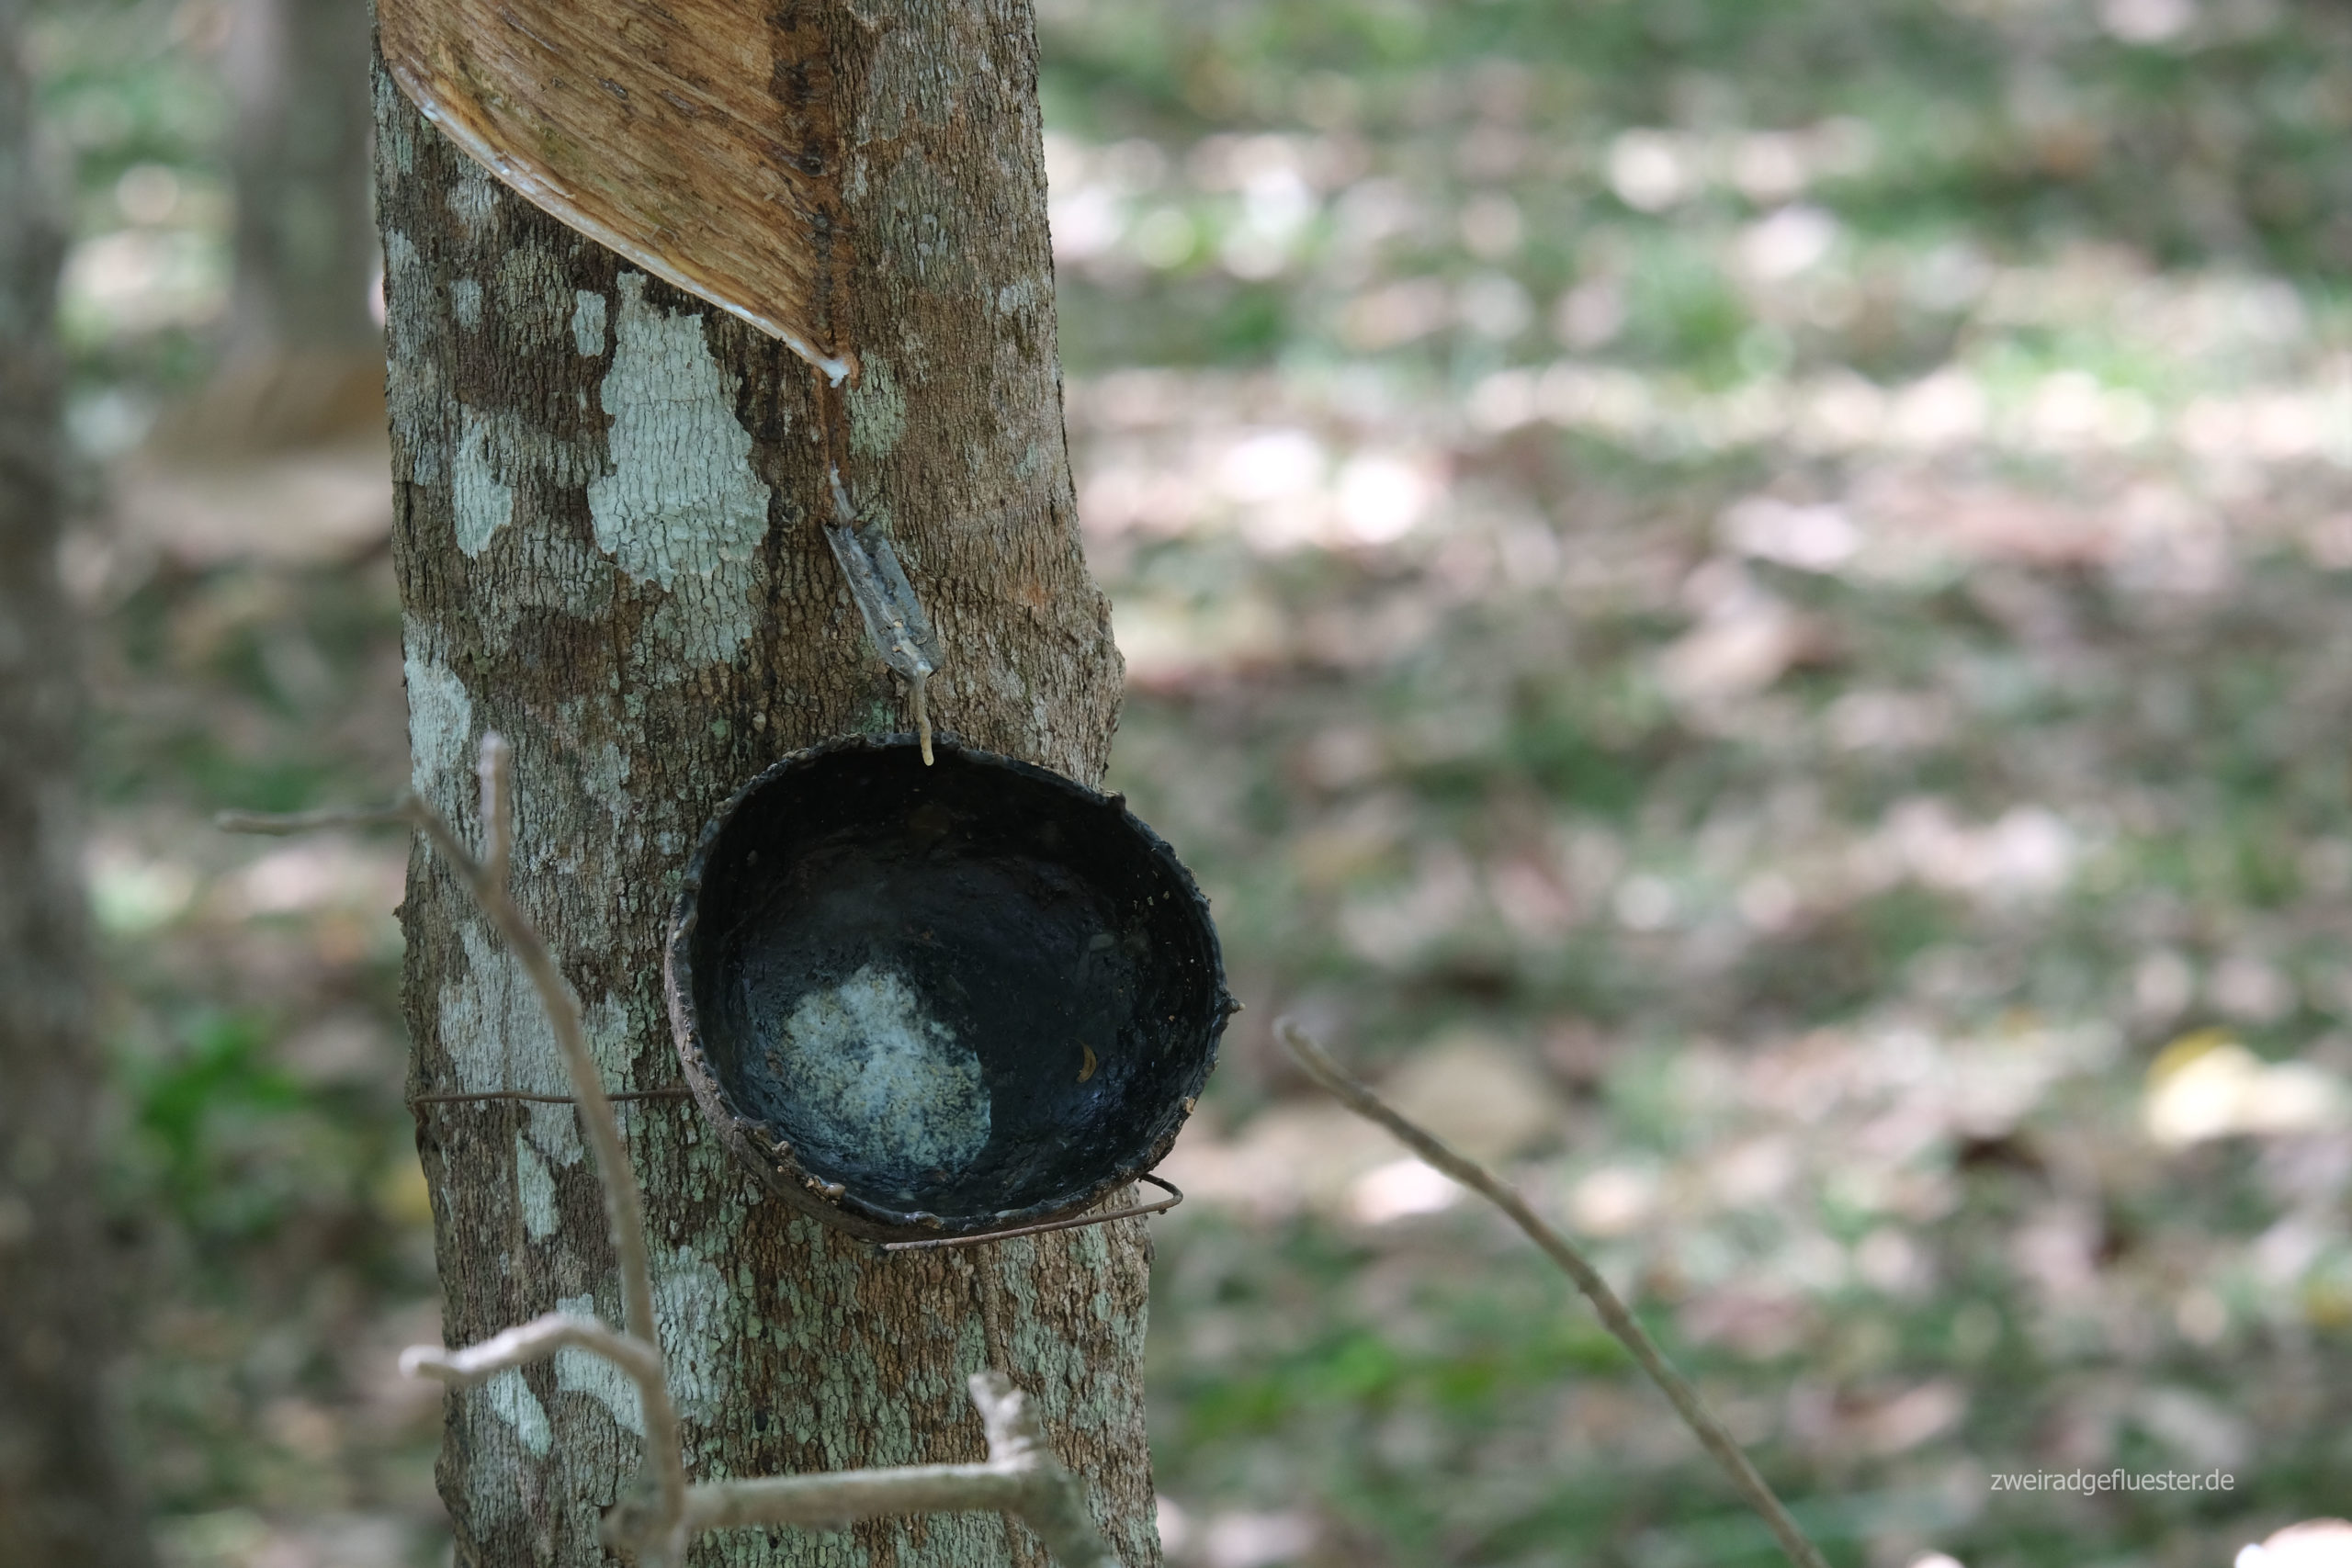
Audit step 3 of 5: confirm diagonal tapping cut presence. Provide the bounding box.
[379,0,857,384]
[221,736,1121,1568]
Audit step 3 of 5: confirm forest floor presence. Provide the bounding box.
[35,0,2352,1564]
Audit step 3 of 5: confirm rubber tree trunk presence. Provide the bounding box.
[225,0,378,353]
[0,4,157,1563]
[373,6,1156,1565]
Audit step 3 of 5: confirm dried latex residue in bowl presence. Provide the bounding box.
[760,964,991,1190]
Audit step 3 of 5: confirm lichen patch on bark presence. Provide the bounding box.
[652,1245,732,1424]
[452,408,513,555]
[570,290,606,356]
[515,1138,560,1240]
[555,1292,646,1436]
[849,354,907,461]
[584,272,772,666]
[481,1366,554,1458]
[401,642,473,795]
[438,920,564,1094]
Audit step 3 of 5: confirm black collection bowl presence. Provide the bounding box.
[664,736,1230,1244]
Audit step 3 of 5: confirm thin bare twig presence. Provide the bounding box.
[444,737,682,1544]
[1275,1019,1833,1568]
[215,803,421,835]
[401,1310,665,1392]
[224,737,1123,1568]
[223,736,691,1562]
[612,1374,1114,1568]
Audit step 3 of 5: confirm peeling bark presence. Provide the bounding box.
[376,5,1152,1564]
[0,2,157,1561]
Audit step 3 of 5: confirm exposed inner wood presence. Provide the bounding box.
[379,0,854,381]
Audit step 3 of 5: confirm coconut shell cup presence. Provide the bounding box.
[665,735,1232,1245]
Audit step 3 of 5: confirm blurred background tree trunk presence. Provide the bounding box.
[138,0,380,470]
[376,4,1157,1563]
[0,2,156,1563]
[222,0,375,359]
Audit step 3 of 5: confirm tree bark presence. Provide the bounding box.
[225,0,379,355]
[0,3,158,1563]
[374,5,1155,1565]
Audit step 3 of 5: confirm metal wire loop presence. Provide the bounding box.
[876,1175,1183,1253]
[406,1087,695,1110]
[402,1087,1182,1250]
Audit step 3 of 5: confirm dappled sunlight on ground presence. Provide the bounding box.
[38,0,2352,1562]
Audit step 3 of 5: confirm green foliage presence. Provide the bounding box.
[122,1011,305,1235]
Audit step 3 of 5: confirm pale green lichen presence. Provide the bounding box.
[553,1292,643,1436]
[584,993,634,1079]
[438,921,563,1095]
[447,160,501,240]
[849,354,906,460]
[514,1102,581,1242]
[571,289,606,356]
[581,739,630,825]
[460,1369,544,1531]
[653,1244,729,1422]
[515,1137,559,1240]
[479,1367,551,1457]
[401,639,472,801]
[585,273,773,667]
[451,407,514,556]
